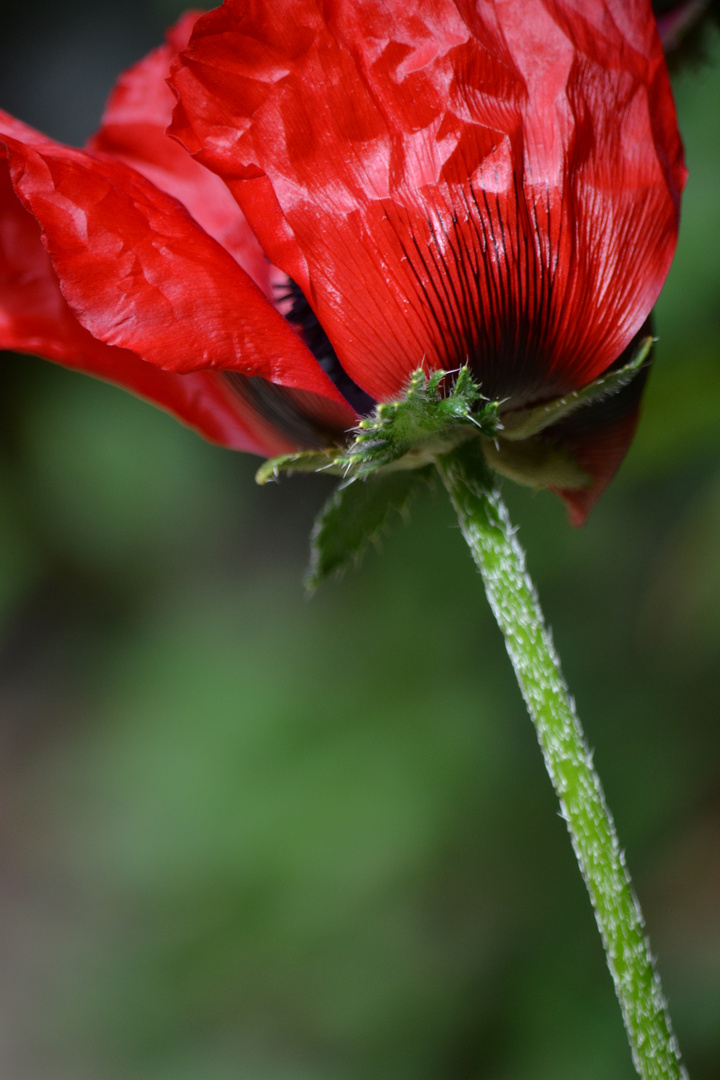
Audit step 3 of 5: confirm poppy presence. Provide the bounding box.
[0,1,685,523]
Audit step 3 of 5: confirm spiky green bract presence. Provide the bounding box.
[436,441,687,1080]
[256,356,652,585]
[345,367,498,476]
[256,449,344,485]
[300,367,494,583]
[255,366,498,487]
[306,467,433,589]
[257,350,652,488]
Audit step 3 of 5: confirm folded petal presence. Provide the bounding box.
[0,140,306,454]
[483,321,653,524]
[170,0,685,407]
[87,11,280,300]
[1,122,353,421]
[548,359,650,526]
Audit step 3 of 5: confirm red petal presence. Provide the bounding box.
[87,11,281,301]
[547,355,650,526]
[1,114,354,452]
[170,0,685,406]
[0,133,305,454]
[1,122,353,421]
[553,410,642,527]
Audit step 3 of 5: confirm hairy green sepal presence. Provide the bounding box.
[256,349,650,583]
[256,366,498,487]
[258,366,498,584]
[342,367,498,475]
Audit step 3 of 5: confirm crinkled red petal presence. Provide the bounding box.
[87,11,282,301]
[1,120,354,424]
[0,142,304,455]
[1,111,355,450]
[170,0,685,407]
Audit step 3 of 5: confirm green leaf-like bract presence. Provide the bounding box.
[255,449,344,485]
[306,468,432,589]
[256,365,499,488]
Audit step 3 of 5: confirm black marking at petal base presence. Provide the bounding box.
[277,280,376,416]
[394,172,570,409]
[222,279,379,448]
[223,373,337,449]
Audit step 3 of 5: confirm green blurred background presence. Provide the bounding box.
[1,7,719,1078]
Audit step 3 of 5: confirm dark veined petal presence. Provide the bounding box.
[87,10,282,301]
[1,122,355,428]
[170,0,685,408]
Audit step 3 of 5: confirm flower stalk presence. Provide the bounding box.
[436,441,687,1080]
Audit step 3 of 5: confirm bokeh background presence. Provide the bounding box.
[1,5,719,1078]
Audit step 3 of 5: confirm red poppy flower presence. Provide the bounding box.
[0,1,685,523]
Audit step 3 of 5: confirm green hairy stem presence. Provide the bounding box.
[436,442,687,1080]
